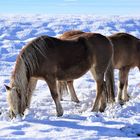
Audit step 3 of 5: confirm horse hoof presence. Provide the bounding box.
[122,96,130,102]
[72,99,80,103]
[117,100,124,106]
[57,113,63,117]
[99,108,104,112]
[57,109,63,117]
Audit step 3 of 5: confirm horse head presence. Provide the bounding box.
[5,84,25,118]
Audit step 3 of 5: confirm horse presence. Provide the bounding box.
[5,33,113,118]
[58,31,140,105]
[57,31,115,104]
[109,33,140,104]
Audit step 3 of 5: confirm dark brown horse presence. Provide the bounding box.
[58,31,140,105]
[5,33,113,118]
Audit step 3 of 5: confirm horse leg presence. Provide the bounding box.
[26,77,38,108]
[117,67,130,104]
[90,67,105,112]
[105,62,115,103]
[45,77,63,117]
[57,81,68,101]
[122,71,129,102]
[99,81,108,112]
[67,80,79,103]
[91,79,104,112]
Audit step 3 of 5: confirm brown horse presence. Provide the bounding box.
[58,30,115,104]
[5,33,113,118]
[59,31,140,105]
[109,33,140,104]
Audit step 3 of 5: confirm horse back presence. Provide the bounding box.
[59,30,84,39]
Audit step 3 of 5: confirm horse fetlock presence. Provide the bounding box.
[116,91,122,102]
[122,93,129,102]
[116,98,124,106]
[55,101,63,117]
[9,110,23,119]
[108,97,115,103]
[91,105,99,112]
[99,106,106,112]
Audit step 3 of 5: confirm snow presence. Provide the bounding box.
[0,14,140,139]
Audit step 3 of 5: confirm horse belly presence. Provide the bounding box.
[113,53,137,69]
[57,61,90,80]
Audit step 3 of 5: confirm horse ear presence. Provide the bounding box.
[4,85,11,91]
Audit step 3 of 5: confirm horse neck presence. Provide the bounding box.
[11,57,29,93]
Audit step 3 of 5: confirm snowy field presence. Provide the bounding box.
[0,14,140,139]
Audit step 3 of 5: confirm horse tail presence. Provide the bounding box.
[105,58,115,103]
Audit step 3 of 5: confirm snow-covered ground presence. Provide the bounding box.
[0,14,140,139]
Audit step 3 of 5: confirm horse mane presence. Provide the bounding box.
[9,57,28,113]
[59,30,84,39]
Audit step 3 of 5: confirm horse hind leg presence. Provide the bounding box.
[91,79,105,112]
[67,80,79,103]
[90,66,106,112]
[99,81,108,112]
[45,77,63,117]
[57,81,68,101]
[57,80,79,103]
[105,62,115,103]
[122,72,129,102]
[117,67,130,105]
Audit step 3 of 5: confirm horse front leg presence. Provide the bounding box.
[26,77,38,108]
[45,77,63,117]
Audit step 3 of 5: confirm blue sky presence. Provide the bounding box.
[0,0,140,15]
